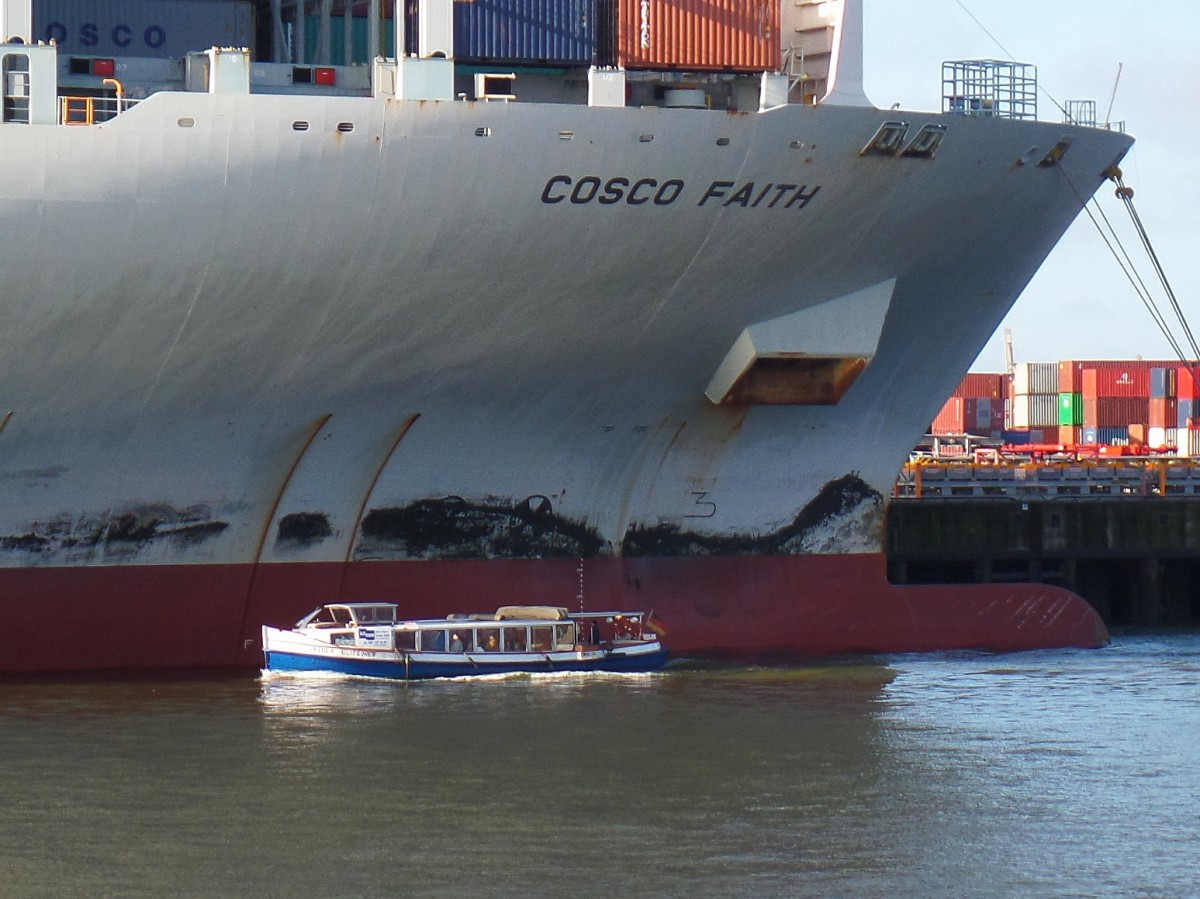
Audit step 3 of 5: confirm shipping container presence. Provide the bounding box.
[1147,427,1177,450]
[612,0,779,72]
[33,0,253,58]
[1082,366,1152,398]
[1189,427,1200,457]
[1097,426,1130,445]
[1178,364,1200,401]
[953,372,1005,400]
[1081,427,1099,445]
[961,397,988,433]
[1002,429,1031,446]
[455,0,598,65]
[1012,393,1058,429]
[1150,366,1176,398]
[1012,361,1059,396]
[931,397,965,434]
[1084,396,1150,428]
[1178,397,1194,429]
[1057,392,1082,426]
[1058,360,1080,394]
[1150,396,1178,429]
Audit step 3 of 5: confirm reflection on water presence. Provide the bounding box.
[1,635,1197,898]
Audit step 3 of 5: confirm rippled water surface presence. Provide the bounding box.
[1,632,1197,897]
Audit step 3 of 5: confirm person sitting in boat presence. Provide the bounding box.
[481,634,498,652]
[449,633,464,653]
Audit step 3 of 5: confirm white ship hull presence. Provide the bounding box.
[0,21,1132,671]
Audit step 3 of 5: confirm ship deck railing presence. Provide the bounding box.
[59,95,141,126]
[895,459,1200,500]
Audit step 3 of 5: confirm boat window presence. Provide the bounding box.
[419,630,446,652]
[395,630,417,651]
[474,627,499,652]
[530,626,553,652]
[354,606,396,624]
[305,607,338,625]
[331,607,353,626]
[554,623,575,649]
[502,626,528,652]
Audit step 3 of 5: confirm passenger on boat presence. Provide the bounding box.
[449,633,464,652]
[483,635,498,652]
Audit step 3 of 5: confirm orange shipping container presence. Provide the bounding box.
[615,0,779,72]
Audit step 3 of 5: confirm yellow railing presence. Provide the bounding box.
[59,78,138,125]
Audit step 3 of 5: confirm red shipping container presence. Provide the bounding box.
[953,372,1005,400]
[991,405,1005,435]
[931,397,966,434]
[1082,366,1152,398]
[616,0,779,72]
[1178,364,1200,401]
[1094,397,1149,427]
[1150,397,1178,429]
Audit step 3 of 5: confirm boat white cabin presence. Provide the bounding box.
[262,603,668,679]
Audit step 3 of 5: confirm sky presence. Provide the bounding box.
[859,0,1200,371]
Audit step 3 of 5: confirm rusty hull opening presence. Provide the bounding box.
[718,355,869,405]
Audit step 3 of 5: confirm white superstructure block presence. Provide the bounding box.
[0,0,31,43]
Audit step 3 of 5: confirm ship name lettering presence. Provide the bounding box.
[697,181,821,209]
[42,21,167,49]
[541,175,684,206]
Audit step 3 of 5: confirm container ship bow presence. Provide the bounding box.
[0,0,1130,672]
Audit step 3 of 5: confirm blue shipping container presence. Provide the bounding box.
[1082,427,1099,444]
[455,0,598,65]
[1002,430,1031,446]
[1097,426,1130,445]
[33,0,252,59]
[1151,367,1173,399]
[1177,398,1193,429]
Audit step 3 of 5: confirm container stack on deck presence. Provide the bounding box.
[930,373,1006,438]
[1012,361,1062,443]
[31,0,784,72]
[931,359,1200,456]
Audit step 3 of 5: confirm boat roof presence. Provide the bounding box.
[299,603,647,627]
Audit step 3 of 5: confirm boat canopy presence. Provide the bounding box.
[494,606,568,621]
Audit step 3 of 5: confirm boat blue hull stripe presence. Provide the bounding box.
[264,649,668,679]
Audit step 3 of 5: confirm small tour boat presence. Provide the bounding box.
[261,603,668,680]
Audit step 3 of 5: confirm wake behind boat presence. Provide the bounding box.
[262,603,668,680]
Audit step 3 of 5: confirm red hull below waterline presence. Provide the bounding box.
[0,554,1108,675]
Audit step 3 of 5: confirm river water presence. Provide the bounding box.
[1,631,1197,898]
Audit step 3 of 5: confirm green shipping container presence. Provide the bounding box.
[1058,392,1083,426]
